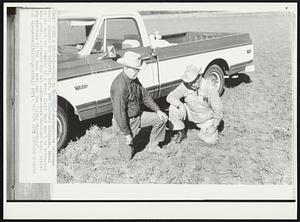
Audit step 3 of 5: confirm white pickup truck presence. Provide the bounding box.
[57,10,255,149]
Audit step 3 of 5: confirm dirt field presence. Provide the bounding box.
[57,12,295,184]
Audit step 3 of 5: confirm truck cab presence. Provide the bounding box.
[58,11,152,55]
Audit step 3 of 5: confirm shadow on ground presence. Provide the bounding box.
[131,118,225,158]
[68,113,113,144]
[225,73,252,88]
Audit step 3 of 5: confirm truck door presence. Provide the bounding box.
[87,17,159,116]
[57,18,98,120]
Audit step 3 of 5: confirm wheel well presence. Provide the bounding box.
[204,59,229,75]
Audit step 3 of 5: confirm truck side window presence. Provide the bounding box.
[91,22,105,54]
[58,19,95,53]
[106,18,142,51]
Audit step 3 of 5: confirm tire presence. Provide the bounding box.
[203,64,225,95]
[57,105,69,151]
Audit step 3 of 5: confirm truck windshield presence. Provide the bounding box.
[58,19,95,54]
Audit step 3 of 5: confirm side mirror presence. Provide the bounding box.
[122,39,140,49]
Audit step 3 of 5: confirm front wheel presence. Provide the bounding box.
[57,105,69,151]
[203,64,225,95]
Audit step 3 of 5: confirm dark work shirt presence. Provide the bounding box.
[110,71,160,135]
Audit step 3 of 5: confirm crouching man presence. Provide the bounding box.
[110,51,168,161]
[167,64,223,144]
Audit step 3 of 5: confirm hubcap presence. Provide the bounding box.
[209,71,221,91]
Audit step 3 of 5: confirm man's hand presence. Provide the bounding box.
[125,134,133,145]
[156,110,168,122]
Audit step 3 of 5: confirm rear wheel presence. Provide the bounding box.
[57,105,69,151]
[203,64,225,95]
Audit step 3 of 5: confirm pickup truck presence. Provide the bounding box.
[57,10,255,150]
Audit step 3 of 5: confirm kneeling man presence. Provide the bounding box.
[167,64,223,144]
[110,51,168,160]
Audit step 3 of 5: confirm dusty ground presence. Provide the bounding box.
[57,12,295,184]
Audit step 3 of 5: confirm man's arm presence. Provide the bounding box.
[139,83,160,112]
[110,86,131,136]
[166,83,187,108]
[138,81,168,121]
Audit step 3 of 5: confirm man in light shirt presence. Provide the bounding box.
[167,64,223,144]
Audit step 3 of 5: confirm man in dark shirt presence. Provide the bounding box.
[110,51,168,160]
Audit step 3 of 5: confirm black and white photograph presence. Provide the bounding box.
[4,2,297,219]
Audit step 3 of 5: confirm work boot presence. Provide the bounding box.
[148,144,166,154]
[173,129,187,144]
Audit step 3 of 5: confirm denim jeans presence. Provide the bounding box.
[112,111,167,159]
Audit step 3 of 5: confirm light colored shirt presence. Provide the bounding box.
[166,78,223,127]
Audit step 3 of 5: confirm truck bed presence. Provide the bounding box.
[162,31,237,44]
[156,31,252,61]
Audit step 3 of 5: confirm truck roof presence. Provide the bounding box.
[57,10,140,19]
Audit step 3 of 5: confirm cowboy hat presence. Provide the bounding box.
[117,51,147,70]
[181,64,202,83]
